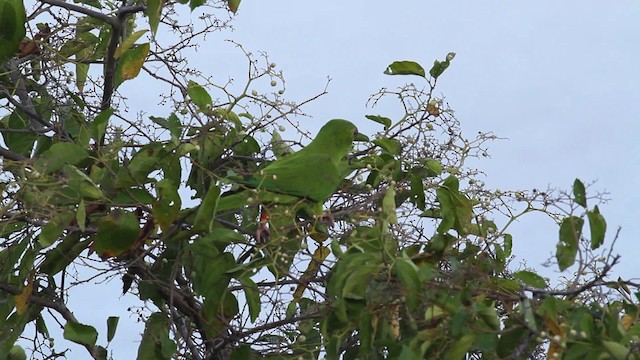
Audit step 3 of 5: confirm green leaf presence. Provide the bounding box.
[230,345,258,360]
[76,62,89,92]
[602,341,630,360]
[381,186,398,226]
[59,38,88,58]
[109,189,152,206]
[556,216,584,271]
[63,322,98,347]
[137,313,176,360]
[394,257,421,310]
[0,0,26,63]
[94,210,140,258]
[34,143,89,174]
[239,276,260,322]
[573,178,587,208]
[496,325,528,358]
[194,184,221,231]
[365,115,392,128]
[152,179,181,232]
[444,334,475,360]
[1,111,37,156]
[74,0,102,8]
[147,0,163,34]
[115,143,165,188]
[436,187,455,233]
[107,316,119,342]
[187,80,212,111]
[383,61,426,77]
[373,138,402,155]
[115,29,148,59]
[74,30,97,90]
[115,43,150,87]
[35,314,51,339]
[270,130,293,159]
[40,234,89,275]
[39,211,74,247]
[429,52,456,79]
[62,164,104,200]
[184,236,235,302]
[8,345,27,360]
[521,298,537,331]
[410,175,425,210]
[189,0,205,11]
[503,234,513,257]
[227,0,240,13]
[423,159,442,176]
[477,303,500,331]
[92,108,112,142]
[235,134,260,156]
[166,113,183,144]
[513,270,547,288]
[443,174,459,191]
[587,205,606,250]
[436,176,472,235]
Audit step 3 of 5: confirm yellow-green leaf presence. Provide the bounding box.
[147,0,163,34]
[14,270,35,315]
[115,43,150,86]
[114,30,148,59]
[227,0,240,13]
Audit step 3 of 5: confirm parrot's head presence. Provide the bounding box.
[314,119,358,159]
[319,119,358,140]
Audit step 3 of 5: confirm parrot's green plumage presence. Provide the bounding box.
[247,119,358,202]
[217,119,358,211]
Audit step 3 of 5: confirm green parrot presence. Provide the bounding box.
[217,119,359,211]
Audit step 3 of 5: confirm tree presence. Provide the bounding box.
[0,1,637,359]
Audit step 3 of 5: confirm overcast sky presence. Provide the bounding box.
[58,1,640,358]
[208,1,640,277]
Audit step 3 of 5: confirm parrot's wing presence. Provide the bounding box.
[216,189,301,212]
[232,119,357,203]
[252,152,344,202]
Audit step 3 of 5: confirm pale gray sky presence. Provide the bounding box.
[58,1,640,358]
[210,1,640,277]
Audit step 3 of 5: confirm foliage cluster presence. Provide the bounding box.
[0,0,638,359]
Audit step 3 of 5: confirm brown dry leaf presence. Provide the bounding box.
[427,101,440,116]
[622,314,634,331]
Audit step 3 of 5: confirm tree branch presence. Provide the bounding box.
[0,146,27,161]
[38,0,116,25]
[1,60,51,132]
[0,282,103,359]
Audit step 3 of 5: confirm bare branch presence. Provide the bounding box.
[0,282,103,359]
